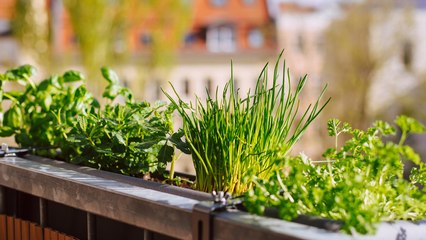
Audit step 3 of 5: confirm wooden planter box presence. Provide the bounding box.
[0,155,424,240]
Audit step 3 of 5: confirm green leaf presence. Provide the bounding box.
[50,75,61,88]
[91,99,101,108]
[134,141,156,150]
[3,105,22,129]
[327,119,341,137]
[170,130,190,154]
[62,70,84,83]
[0,126,15,137]
[3,90,23,100]
[66,135,83,143]
[101,67,119,84]
[157,144,174,166]
[77,116,87,132]
[395,115,426,134]
[410,166,426,186]
[38,79,52,91]
[14,132,31,146]
[39,93,52,111]
[74,85,89,100]
[112,132,126,145]
[400,145,421,165]
[102,84,121,100]
[4,65,37,81]
[374,120,395,135]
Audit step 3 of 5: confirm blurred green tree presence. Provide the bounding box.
[12,0,192,98]
[63,0,192,97]
[320,0,409,130]
[12,0,51,67]
[142,0,192,68]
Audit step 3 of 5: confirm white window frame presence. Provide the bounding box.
[206,25,236,53]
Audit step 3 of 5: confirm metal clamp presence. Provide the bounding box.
[192,191,231,240]
[0,144,28,157]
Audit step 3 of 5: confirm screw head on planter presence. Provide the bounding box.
[212,191,230,205]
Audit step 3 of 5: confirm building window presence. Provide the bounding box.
[205,78,213,94]
[123,79,129,88]
[113,37,126,54]
[184,33,196,46]
[206,25,236,52]
[296,33,305,53]
[316,34,324,53]
[242,0,255,5]
[155,80,162,99]
[210,0,227,7]
[0,20,11,36]
[402,40,413,70]
[248,28,264,48]
[140,33,152,46]
[183,78,190,96]
[71,34,79,44]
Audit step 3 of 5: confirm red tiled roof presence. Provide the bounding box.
[192,0,270,28]
[0,0,15,20]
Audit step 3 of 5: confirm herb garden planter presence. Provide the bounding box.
[1,54,425,239]
[0,154,342,240]
[1,154,425,240]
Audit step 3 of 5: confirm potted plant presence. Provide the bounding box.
[163,51,426,237]
[243,115,426,236]
[1,52,425,239]
[0,65,187,183]
[164,51,330,195]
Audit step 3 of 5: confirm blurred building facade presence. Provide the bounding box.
[3,0,278,102]
[0,0,19,66]
[2,0,426,110]
[159,0,277,104]
[370,2,426,114]
[273,0,426,157]
[273,0,426,115]
[272,0,343,156]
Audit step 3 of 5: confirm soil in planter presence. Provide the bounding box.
[140,171,195,189]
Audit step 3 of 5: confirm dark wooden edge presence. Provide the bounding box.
[23,155,211,202]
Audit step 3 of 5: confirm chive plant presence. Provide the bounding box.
[165,52,330,195]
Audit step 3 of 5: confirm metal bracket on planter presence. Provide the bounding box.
[0,143,29,158]
[192,191,232,240]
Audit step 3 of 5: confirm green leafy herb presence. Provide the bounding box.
[0,65,184,178]
[0,65,96,157]
[244,115,426,235]
[64,100,178,176]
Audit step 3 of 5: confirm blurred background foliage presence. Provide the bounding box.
[321,0,409,130]
[319,0,426,153]
[12,0,50,66]
[12,0,192,96]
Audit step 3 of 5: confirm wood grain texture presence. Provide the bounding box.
[0,215,6,240]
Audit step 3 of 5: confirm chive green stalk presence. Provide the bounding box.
[164,52,330,195]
